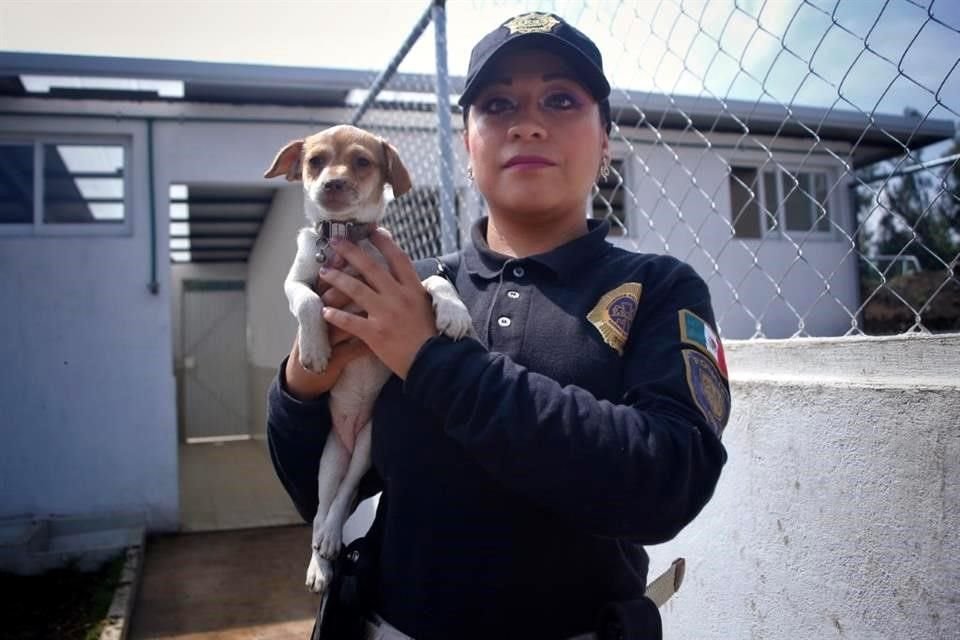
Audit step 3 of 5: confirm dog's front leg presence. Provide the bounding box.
[423,275,473,339]
[286,231,330,373]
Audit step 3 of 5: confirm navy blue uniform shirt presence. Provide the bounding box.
[267,218,729,640]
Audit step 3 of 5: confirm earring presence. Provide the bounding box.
[599,159,611,181]
[466,166,474,181]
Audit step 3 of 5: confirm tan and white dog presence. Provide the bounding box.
[265,125,471,595]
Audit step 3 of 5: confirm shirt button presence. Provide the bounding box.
[506,290,520,299]
[497,316,512,328]
[512,265,525,278]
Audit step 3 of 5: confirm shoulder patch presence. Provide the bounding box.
[682,349,730,437]
[587,282,643,355]
[679,309,728,377]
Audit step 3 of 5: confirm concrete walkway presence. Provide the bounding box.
[129,525,318,639]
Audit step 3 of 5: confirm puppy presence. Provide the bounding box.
[265,125,471,595]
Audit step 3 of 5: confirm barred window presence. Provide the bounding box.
[382,187,461,260]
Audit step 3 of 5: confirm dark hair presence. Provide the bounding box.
[461,98,611,134]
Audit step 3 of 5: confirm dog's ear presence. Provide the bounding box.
[381,139,413,197]
[264,140,304,182]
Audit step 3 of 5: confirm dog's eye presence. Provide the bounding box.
[308,155,326,169]
[355,156,372,169]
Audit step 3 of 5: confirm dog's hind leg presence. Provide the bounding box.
[306,429,349,593]
[319,422,373,559]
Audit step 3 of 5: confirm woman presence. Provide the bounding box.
[268,12,729,640]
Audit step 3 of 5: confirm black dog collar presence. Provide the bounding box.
[314,220,375,265]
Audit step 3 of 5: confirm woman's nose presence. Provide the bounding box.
[508,110,547,140]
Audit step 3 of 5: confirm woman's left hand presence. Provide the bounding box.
[317,229,437,379]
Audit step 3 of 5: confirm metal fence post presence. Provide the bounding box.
[432,0,458,253]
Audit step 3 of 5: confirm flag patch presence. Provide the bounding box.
[679,309,727,377]
[587,282,643,355]
[682,349,730,437]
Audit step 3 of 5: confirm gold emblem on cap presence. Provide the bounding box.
[587,283,643,355]
[504,12,561,35]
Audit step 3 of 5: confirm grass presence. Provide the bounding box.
[0,554,126,640]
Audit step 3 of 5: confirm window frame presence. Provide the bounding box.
[0,134,133,237]
[728,162,842,241]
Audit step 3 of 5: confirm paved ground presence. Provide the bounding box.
[129,525,319,640]
[179,440,303,532]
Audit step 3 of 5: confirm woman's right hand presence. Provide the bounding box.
[284,268,371,400]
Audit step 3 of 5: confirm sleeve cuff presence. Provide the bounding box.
[269,356,331,427]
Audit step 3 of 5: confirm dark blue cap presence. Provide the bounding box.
[458,12,612,109]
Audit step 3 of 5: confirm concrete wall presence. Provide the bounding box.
[647,334,960,639]
[0,115,179,530]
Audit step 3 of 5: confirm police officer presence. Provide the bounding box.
[268,12,729,640]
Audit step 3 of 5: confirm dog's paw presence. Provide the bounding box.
[313,522,343,562]
[434,295,472,340]
[298,332,331,373]
[299,346,330,374]
[306,551,333,594]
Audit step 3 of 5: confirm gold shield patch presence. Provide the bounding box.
[504,12,561,35]
[682,349,730,437]
[587,283,643,355]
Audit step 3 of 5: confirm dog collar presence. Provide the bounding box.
[314,220,375,264]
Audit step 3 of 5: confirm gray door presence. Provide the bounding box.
[182,281,249,441]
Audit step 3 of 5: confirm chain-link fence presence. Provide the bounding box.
[355,0,959,339]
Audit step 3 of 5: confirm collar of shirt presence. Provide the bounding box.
[463,217,612,281]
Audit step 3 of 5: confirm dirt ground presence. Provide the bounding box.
[128,525,319,640]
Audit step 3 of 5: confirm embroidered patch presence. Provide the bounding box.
[679,309,728,378]
[682,349,730,437]
[504,12,561,34]
[587,283,643,355]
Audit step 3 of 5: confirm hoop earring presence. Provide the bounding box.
[466,166,474,181]
[599,159,610,181]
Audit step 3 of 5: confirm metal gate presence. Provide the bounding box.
[181,280,249,442]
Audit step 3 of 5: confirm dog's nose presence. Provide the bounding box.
[323,179,347,192]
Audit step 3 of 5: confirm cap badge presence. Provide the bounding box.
[587,282,643,355]
[504,12,561,35]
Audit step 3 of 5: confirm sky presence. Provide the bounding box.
[0,0,958,124]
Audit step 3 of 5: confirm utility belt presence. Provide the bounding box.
[363,613,603,640]
[313,535,683,640]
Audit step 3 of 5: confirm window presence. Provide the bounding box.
[0,144,34,224]
[0,139,128,231]
[591,158,626,236]
[729,165,833,238]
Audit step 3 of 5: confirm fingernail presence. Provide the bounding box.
[330,237,340,246]
[319,267,327,275]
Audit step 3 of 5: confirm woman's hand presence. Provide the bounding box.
[317,229,436,379]
[284,259,372,400]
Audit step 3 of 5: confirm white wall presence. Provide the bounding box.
[647,334,960,639]
[247,185,303,369]
[0,115,178,530]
